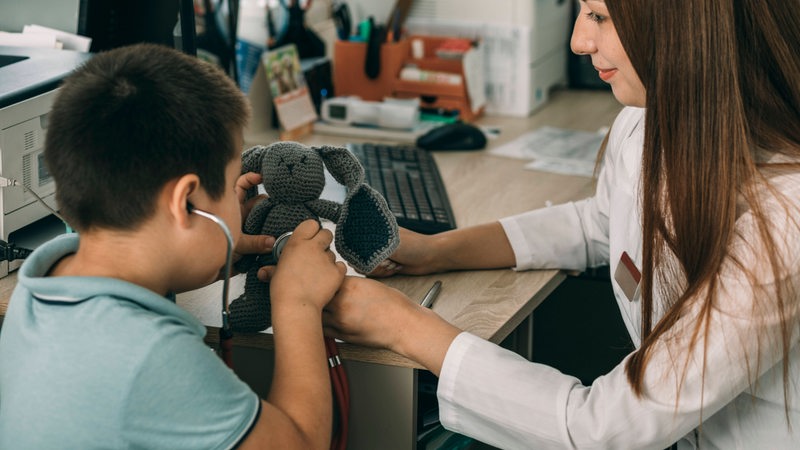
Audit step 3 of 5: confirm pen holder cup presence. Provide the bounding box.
[333,39,410,102]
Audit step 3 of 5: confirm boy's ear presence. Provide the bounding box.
[168,174,201,227]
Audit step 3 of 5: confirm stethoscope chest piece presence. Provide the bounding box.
[257,231,293,267]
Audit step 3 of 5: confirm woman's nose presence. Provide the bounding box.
[570,11,595,56]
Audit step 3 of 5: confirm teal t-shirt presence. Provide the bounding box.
[0,234,260,449]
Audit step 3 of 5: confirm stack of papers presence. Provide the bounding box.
[489,126,608,177]
[0,24,91,52]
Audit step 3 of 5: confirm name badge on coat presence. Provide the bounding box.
[614,251,641,301]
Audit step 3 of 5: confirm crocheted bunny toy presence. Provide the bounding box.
[230,141,399,332]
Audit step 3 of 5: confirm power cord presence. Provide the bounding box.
[0,240,32,262]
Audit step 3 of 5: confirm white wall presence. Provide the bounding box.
[0,0,80,33]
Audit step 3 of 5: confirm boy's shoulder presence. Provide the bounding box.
[0,235,259,449]
[6,233,209,354]
[12,234,199,327]
[2,232,211,375]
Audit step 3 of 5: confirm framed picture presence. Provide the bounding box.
[262,44,317,137]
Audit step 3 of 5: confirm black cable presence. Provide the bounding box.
[0,240,33,262]
[227,0,240,86]
[179,0,198,56]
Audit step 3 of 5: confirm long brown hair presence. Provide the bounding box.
[606,0,800,404]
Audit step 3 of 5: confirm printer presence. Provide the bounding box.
[0,45,91,277]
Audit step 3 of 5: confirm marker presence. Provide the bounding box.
[419,280,442,308]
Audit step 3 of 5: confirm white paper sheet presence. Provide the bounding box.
[490,126,607,177]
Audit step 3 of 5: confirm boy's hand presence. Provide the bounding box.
[269,220,347,315]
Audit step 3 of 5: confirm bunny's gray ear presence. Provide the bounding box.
[317,145,364,189]
[240,145,268,200]
[242,145,268,174]
[335,184,400,273]
[317,144,399,272]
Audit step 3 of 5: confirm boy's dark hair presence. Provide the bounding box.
[45,43,250,231]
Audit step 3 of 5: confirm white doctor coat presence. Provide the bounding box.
[437,107,800,449]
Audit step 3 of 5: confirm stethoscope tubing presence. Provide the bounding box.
[189,206,235,368]
[191,206,350,448]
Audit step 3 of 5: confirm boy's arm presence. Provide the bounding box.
[239,220,344,449]
[239,309,330,449]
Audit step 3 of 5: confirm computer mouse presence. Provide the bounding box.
[415,122,487,151]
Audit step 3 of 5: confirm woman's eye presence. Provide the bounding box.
[586,11,606,23]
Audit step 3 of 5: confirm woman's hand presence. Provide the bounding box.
[369,222,516,278]
[322,277,417,349]
[368,227,442,277]
[322,277,461,375]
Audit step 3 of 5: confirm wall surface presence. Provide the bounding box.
[0,0,80,34]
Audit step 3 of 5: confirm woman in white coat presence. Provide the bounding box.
[322,0,800,448]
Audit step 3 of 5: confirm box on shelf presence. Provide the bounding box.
[332,35,484,122]
[392,35,483,122]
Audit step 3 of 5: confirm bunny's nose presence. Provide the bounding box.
[286,163,295,174]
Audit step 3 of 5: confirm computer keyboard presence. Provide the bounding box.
[347,142,457,235]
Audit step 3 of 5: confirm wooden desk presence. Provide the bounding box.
[175,89,621,364]
[0,88,622,448]
[179,89,623,448]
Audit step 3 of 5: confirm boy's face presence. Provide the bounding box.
[220,154,244,248]
[191,135,244,290]
[218,131,245,249]
[178,142,242,292]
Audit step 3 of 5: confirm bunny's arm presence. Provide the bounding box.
[306,199,341,222]
[243,198,277,234]
[233,198,277,273]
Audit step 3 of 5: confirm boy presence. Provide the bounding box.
[0,44,345,449]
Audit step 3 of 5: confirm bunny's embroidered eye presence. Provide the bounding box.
[300,155,308,164]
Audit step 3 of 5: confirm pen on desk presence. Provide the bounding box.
[419,280,442,308]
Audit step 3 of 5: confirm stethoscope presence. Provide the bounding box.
[190,205,349,450]
[188,205,236,367]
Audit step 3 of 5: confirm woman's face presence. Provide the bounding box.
[571,0,646,107]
